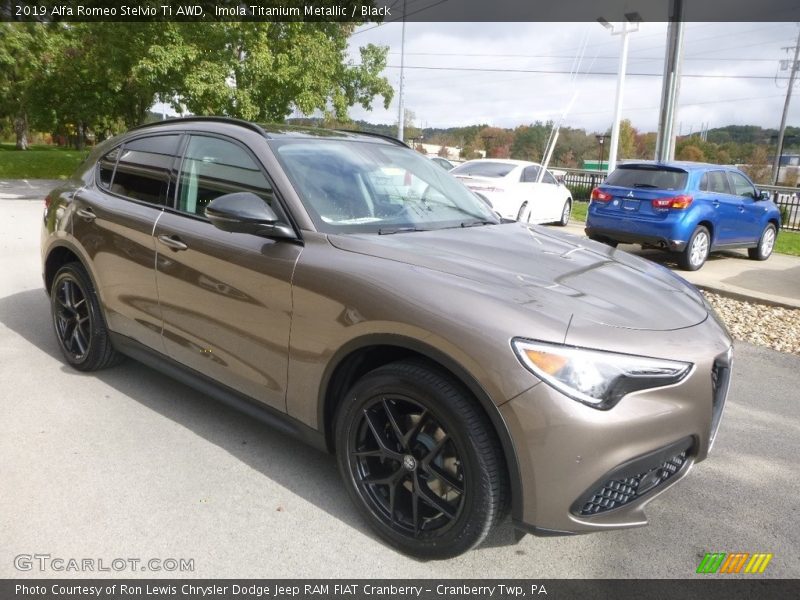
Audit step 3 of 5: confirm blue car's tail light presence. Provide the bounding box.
[652,195,693,210]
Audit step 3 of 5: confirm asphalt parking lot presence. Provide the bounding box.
[1,199,798,578]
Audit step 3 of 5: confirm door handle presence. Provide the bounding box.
[157,234,188,251]
[76,207,96,221]
[738,206,745,212]
[712,200,720,208]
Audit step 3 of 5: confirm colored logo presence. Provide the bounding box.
[696,552,773,574]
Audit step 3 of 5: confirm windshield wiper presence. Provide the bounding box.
[460,219,496,228]
[378,226,429,235]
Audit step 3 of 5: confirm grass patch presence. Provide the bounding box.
[776,229,800,256]
[0,144,87,179]
[571,200,588,223]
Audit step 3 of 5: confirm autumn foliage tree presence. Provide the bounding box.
[1,20,393,149]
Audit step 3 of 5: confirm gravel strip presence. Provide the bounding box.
[703,291,800,355]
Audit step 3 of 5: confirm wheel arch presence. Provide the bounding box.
[695,219,714,243]
[44,242,97,296]
[318,334,524,522]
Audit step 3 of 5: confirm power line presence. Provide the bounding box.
[379,64,795,80]
[389,52,780,63]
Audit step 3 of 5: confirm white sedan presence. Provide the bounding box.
[450,159,572,225]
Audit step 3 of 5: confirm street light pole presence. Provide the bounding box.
[596,134,609,172]
[598,15,639,173]
[607,22,631,173]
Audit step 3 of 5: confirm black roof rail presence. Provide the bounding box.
[334,129,410,148]
[128,116,268,137]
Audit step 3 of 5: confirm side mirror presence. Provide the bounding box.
[205,192,295,240]
[758,189,771,201]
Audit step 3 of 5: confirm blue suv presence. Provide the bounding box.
[585,161,781,270]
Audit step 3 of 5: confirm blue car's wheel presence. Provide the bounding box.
[679,226,710,271]
[748,223,777,261]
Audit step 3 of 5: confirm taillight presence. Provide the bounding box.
[652,195,693,210]
[591,188,613,202]
[44,194,52,209]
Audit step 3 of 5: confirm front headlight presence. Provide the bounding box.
[512,338,693,409]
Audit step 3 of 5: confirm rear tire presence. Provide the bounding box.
[748,223,777,261]
[50,262,122,371]
[334,360,508,559]
[679,226,710,271]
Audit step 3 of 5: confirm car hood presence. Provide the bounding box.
[327,222,709,332]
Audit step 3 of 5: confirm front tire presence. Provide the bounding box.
[748,223,777,261]
[334,360,507,559]
[557,199,571,226]
[50,262,122,371]
[516,201,530,222]
[679,226,710,271]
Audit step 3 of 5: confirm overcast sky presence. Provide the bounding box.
[343,21,800,134]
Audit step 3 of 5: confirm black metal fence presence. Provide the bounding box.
[559,168,800,231]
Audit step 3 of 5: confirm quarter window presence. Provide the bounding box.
[112,135,180,205]
[521,165,541,183]
[176,135,279,219]
[97,146,120,190]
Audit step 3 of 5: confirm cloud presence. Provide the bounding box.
[346,22,800,133]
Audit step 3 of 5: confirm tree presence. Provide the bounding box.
[617,119,637,159]
[478,126,513,158]
[741,145,772,184]
[0,23,49,149]
[676,144,706,162]
[635,131,657,159]
[511,123,549,162]
[2,20,394,149]
[167,22,392,123]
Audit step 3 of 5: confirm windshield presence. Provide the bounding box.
[606,165,688,191]
[450,161,516,178]
[271,139,499,234]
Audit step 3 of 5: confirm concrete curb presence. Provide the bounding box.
[693,284,800,311]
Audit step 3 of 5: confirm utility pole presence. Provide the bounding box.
[397,0,407,143]
[655,0,685,162]
[772,27,800,185]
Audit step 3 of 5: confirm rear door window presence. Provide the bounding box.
[701,170,732,194]
[111,135,180,205]
[542,170,557,185]
[606,166,688,190]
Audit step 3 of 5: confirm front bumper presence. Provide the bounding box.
[502,317,732,535]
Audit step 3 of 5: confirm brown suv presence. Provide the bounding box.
[41,117,733,559]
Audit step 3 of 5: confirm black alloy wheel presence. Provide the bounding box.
[335,360,507,559]
[350,394,466,537]
[51,263,121,371]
